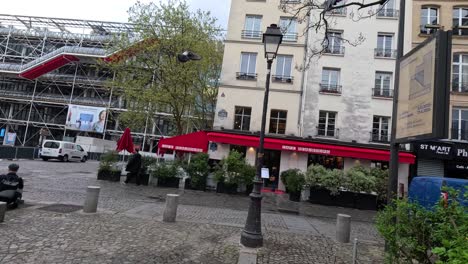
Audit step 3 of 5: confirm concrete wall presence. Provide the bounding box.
[302,3,399,143]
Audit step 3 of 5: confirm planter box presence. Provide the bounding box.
[355,193,378,210]
[309,187,335,206]
[157,177,180,188]
[289,192,301,202]
[216,182,238,194]
[97,170,121,182]
[334,191,356,208]
[127,173,149,186]
[184,178,207,191]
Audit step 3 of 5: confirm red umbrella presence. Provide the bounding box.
[116,127,135,153]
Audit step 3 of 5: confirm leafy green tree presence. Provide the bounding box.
[108,0,222,135]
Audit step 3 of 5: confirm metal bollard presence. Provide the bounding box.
[0,202,6,223]
[83,186,100,213]
[336,213,351,243]
[163,194,179,222]
[352,238,358,264]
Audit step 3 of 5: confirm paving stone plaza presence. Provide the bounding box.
[0,160,384,263]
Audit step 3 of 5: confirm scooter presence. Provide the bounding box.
[0,189,22,209]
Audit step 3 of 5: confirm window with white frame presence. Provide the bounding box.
[234,106,252,131]
[420,6,439,34]
[372,116,390,142]
[238,52,257,80]
[374,72,393,97]
[274,55,293,82]
[453,7,468,36]
[318,111,336,137]
[452,53,468,92]
[243,15,262,38]
[376,34,394,58]
[325,31,344,54]
[279,17,297,41]
[269,110,287,134]
[378,0,398,17]
[320,68,341,93]
[452,108,468,140]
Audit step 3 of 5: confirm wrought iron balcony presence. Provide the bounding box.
[280,0,301,4]
[370,132,390,143]
[316,128,339,139]
[236,72,257,81]
[282,32,298,42]
[319,83,342,94]
[272,75,293,83]
[374,48,397,59]
[324,46,345,55]
[372,88,394,98]
[328,7,347,16]
[241,30,262,39]
[420,24,440,35]
[453,25,468,36]
[451,129,468,141]
[377,9,399,18]
[452,81,468,92]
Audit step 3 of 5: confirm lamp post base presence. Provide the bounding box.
[240,230,263,248]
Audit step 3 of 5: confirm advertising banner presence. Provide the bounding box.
[65,104,107,133]
[3,132,16,146]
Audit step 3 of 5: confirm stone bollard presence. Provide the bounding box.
[336,213,351,243]
[83,186,100,213]
[0,202,6,223]
[163,194,179,222]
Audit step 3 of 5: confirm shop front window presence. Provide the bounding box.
[307,154,344,170]
[371,161,389,170]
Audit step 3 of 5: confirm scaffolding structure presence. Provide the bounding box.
[0,14,173,151]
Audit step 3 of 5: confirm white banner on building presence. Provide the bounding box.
[65,104,107,133]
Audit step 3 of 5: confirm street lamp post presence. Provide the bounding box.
[240,24,283,248]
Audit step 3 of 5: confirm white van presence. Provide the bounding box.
[41,140,88,162]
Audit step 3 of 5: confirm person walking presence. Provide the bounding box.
[124,148,142,185]
[0,163,24,208]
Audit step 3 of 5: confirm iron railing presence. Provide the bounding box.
[241,30,262,39]
[320,83,342,94]
[316,128,339,139]
[420,25,440,35]
[324,46,345,55]
[283,32,298,42]
[272,75,293,83]
[451,129,468,141]
[328,8,347,16]
[451,81,468,93]
[374,48,397,59]
[370,132,390,143]
[377,9,399,18]
[236,72,257,81]
[372,88,394,98]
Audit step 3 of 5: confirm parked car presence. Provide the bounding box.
[408,176,468,209]
[40,140,88,162]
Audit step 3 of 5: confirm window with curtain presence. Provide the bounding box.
[452,53,468,92]
[243,15,262,38]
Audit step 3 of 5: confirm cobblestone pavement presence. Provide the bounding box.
[0,160,385,263]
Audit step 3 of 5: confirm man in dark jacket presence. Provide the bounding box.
[124,148,142,185]
[0,163,24,208]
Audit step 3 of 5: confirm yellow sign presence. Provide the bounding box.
[396,38,436,140]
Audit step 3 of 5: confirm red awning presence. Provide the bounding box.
[158,131,208,153]
[207,132,415,164]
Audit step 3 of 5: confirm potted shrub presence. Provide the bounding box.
[185,153,210,191]
[305,164,331,203]
[371,167,388,210]
[320,169,345,206]
[150,162,181,188]
[345,165,377,210]
[240,164,256,195]
[281,169,305,202]
[213,151,252,194]
[97,151,121,182]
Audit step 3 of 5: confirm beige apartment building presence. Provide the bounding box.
[406,1,468,179]
[207,0,415,192]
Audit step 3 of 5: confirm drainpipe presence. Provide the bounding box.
[298,15,310,137]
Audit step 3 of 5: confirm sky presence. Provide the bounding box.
[0,0,231,30]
